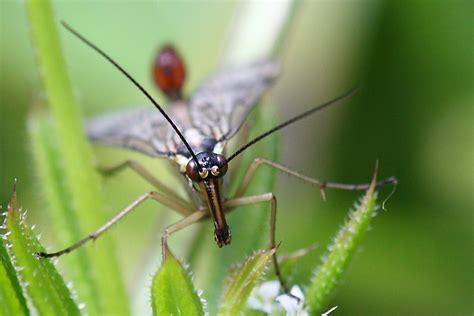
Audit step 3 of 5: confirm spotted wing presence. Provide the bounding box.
[86,106,184,157]
[189,60,279,141]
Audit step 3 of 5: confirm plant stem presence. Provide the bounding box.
[307,170,379,313]
[25,1,129,314]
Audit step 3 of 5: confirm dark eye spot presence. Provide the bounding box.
[216,154,228,176]
[186,159,201,181]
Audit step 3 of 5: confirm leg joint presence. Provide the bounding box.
[263,192,276,202]
[146,191,160,198]
[253,157,271,167]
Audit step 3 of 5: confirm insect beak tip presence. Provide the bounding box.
[214,227,232,247]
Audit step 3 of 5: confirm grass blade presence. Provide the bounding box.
[307,168,379,314]
[151,247,204,316]
[0,225,29,316]
[219,0,299,64]
[25,1,129,314]
[28,105,102,314]
[6,183,80,315]
[219,248,276,316]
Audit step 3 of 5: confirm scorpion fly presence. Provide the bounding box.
[38,22,397,291]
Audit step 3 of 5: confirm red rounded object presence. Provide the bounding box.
[153,45,186,99]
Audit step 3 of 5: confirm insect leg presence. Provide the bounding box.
[36,191,193,258]
[224,193,291,294]
[98,159,192,213]
[233,158,397,200]
[161,208,208,260]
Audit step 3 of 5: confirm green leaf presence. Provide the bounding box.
[219,248,276,316]
[151,247,204,316]
[307,170,379,314]
[25,1,129,314]
[0,223,29,316]
[6,183,80,315]
[28,106,103,314]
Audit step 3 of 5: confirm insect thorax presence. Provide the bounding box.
[173,137,226,173]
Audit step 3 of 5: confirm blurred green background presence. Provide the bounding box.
[0,1,472,315]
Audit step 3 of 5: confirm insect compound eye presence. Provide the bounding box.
[185,159,203,182]
[215,154,228,177]
[152,45,186,99]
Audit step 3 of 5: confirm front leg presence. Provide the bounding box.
[37,190,194,258]
[99,159,192,213]
[160,208,208,260]
[224,193,290,293]
[233,157,397,199]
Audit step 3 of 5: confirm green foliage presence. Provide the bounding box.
[5,184,80,315]
[307,171,378,313]
[25,0,128,314]
[220,248,276,315]
[0,178,386,315]
[151,247,204,315]
[28,107,102,314]
[0,226,29,316]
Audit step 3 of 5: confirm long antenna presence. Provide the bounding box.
[227,86,359,163]
[61,21,202,170]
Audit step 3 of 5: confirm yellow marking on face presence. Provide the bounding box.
[211,165,219,176]
[199,168,209,179]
